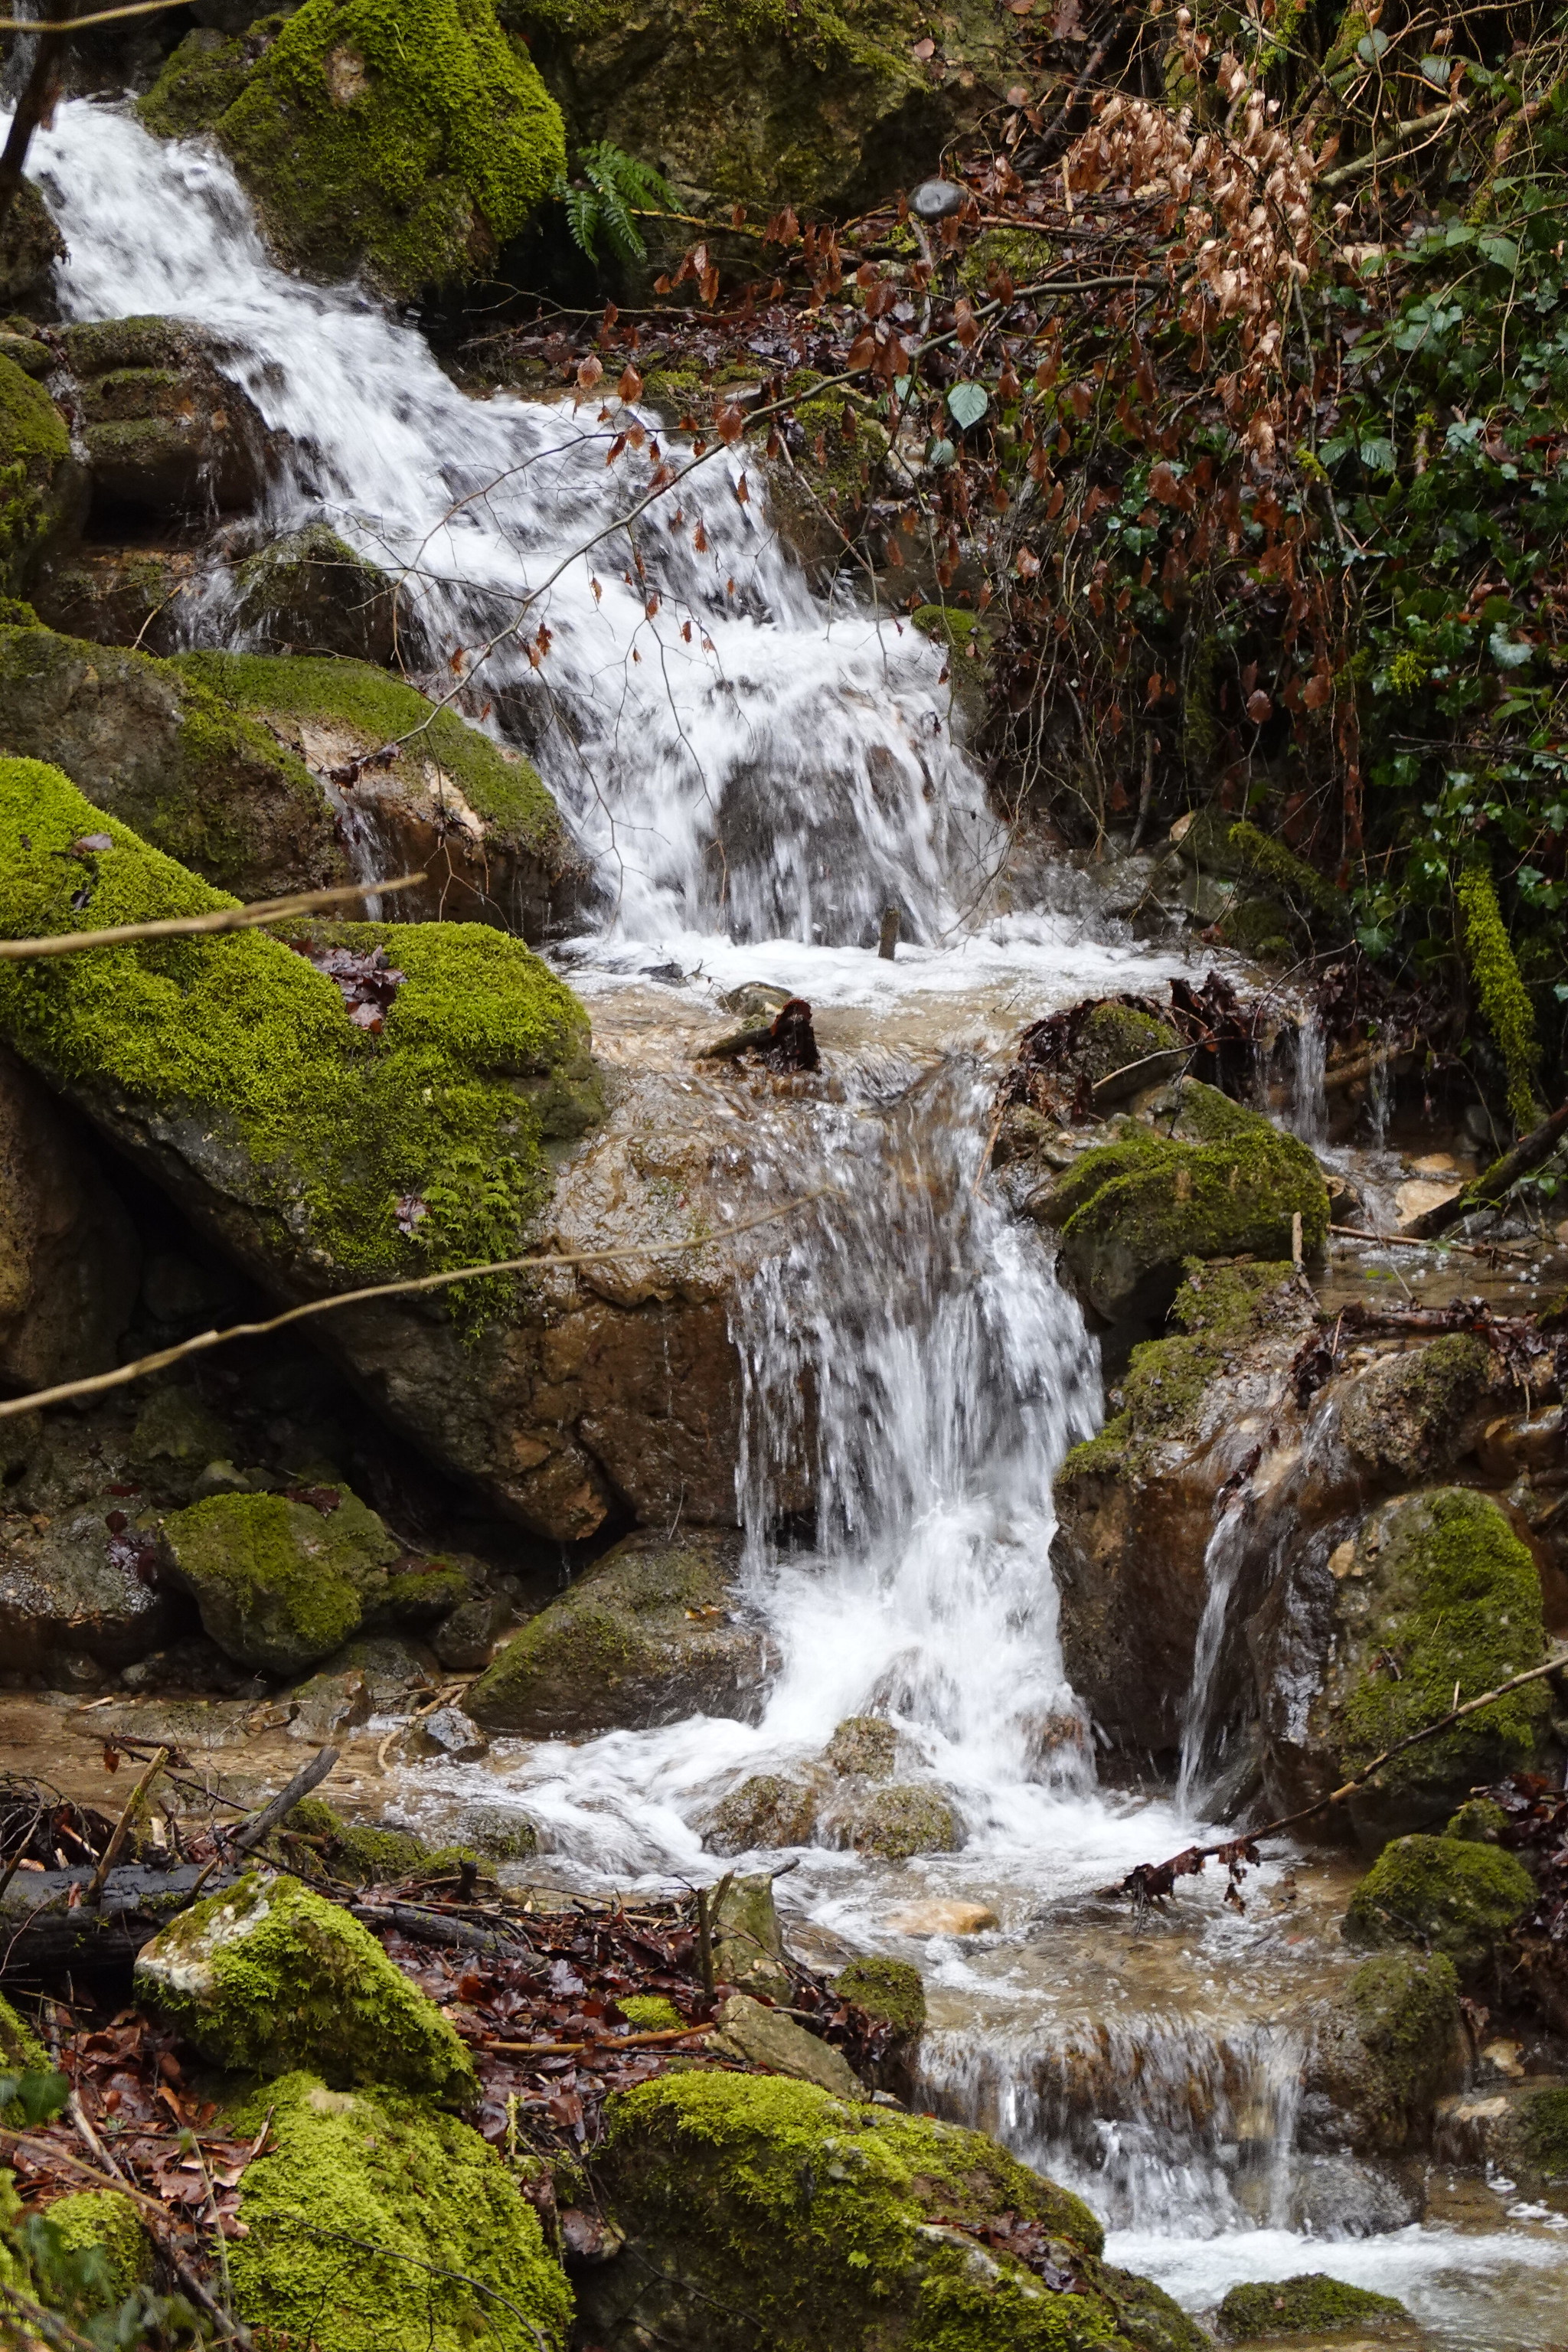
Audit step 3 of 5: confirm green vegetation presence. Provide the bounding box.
[1342,1949,1461,2135]
[0,355,73,596]
[554,140,675,263]
[1343,1833,1536,1973]
[43,2194,153,2305]
[284,1796,430,1883]
[134,1870,478,2099]
[1457,862,1541,1131]
[1519,2085,1568,2182]
[832,1957,926,2038]
[618,1994,684,2030]
[142,0,566,296]
[226,2071,573,2352]
[1216,2272,1410,2340]
[0,761,596,1312]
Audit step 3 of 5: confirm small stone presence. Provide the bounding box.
[704,1994,862,2097]
[885,1899,997,1936]
[823,1715,896,1780]
[191,1460,254,1501]
[910,177,965,220]
[413,1705,488,1760]
[433,1592,512,1673]
[287,1668,372,1741]
[1396,1175,1461,1227]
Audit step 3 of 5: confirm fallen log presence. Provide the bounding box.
[1406,1097,1568,1238]
[0,1863,245,1973]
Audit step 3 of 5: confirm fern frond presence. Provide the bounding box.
[564,182,600,262]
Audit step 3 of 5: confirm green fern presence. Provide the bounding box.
[554,142,676,264]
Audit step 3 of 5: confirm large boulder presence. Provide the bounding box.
[159,1485,468,1674]
[508,0,1021,220]
[56,316,278,521]
[0,181,65,317]
[583,2073,1208,2352]
[466,1527,768,1735]
[0,624,580,929]
[141,0,567,299]
[1343,1834,1536,1975]
[1214,2275,1410,2342]
[1028,1081,1329,1325]
[0,354,83,598]
[1296,1950,1464,2157]
[224,2069,573,2352]
[0,1044,139,1392]
[134,1869,478,2097]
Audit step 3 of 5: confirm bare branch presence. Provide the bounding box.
[0,873,426,961]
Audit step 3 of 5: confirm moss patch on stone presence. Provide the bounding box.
[1519,2084,1568,2181]
[1339,1333,1498,1484]
[832,1956,926,2037]
[284,1795,430,1882]
[1341,1949,1461,2135]
[0,1993,47,2076]
[1034,1083,1328,1322]
[225,2069,572,2352]
[0,760,594,1302]
[42,2193,152,2305]
[144,0,567,298]
[0,359,74,597]
[707,1772,824,1854]
[1343,1833,1536,1973]
[593,2072,1207,2352]
[1323,1488,1550,1805]
[824,1714,897,1779]
[1216,2272,1410,2339]
[831,1780,959,1861]
[135,1870,477,2099]
[618,1994,683,2030]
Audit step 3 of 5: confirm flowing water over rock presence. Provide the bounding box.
[19,98,1568,2347]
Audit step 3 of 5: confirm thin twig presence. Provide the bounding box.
[83,1747,168,1909]
[1330,1223,1533,1264]
[0,874,425,961]
[0,1188,834,1424]
[227,1746,339,1856]
[0,0,188,24]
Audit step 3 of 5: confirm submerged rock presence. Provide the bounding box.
[466,1528,766,1735]
[582,2071,1207,2352]
[1215,2272,1411,2341]
[141,0,567,298]
[134,1870,477,2098]
[224,2069,573,2352]
[1343,1833,1536,1975]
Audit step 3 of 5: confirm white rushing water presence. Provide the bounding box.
[20,98,1568,2347]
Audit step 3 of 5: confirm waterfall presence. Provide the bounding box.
[1176,1496,1252,1813]
[1288,1011,1327,1145]
[26,103,1000,950]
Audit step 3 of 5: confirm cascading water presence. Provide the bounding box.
[17,98,1568,2348]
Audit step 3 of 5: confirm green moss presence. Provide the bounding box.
[1456,863,1540,1132]
[146,0,566,298]
[1329,1489,1550,1802]
[837,1781,958,1861]
[0,355,71,595]
[825,1714,897,1779]
[162,1488,403,1673]
[832,1956,926,2037]
[135,1870,478,2099]
[596,2073,1208,2352]
[1520,2085,1568,2180]
[1216,2272,1409,2339]
[225,2070,572,2352]
[1343,1834,1536,1972]
[619,1994,684,2030]
[1227,820,1349,933]
[0,760,596,1308]
[42,2194,152,2305]
[285,1796,430,1882]
[0,1994,47,2076]
[1344,1949,1460,2119]
[958,226,1052,297]
[1446,1796,1510,1843]
[910,603,979,648]
[175,648,562,854]
[1073,1001,1180,1089]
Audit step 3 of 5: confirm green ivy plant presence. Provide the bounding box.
[554,142,676,265]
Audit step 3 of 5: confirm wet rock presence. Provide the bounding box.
[140,0,566,300]
[0,354,83,599]
[223,2069,573,2352]
[0,1043,140,1390]
[1215,2272,1412,2341]
[1338,1334,1503,1484]
[0,183,66,317]
[58,316,278,519]
[281,1797,428,1884]
[1296,1950,1464,2156]
[456,1801,540,1860]
[884,1897,997,1936]
[318,1632,439,1710]
[134,1869,476,2098]
[1028,1081,1329,1325]
[824,1713,897,1779]
[710,1872,793,2004]
[704,1992,861,2096]
[230,522,421,666]
[820,1779,959,1861]
[118,1633,258,1695]
[286,1664,372,1740]
[1432,2077,1568,2190]
[28,545,205,658]
[832,1955,926,2039]
[1343,1833,1536,1975]
[158,1485,466,1675]
[431,1591,513,1672]
[705,1769,827,1855]
[410,1704,489,1760]
[466,1529,766,1736]
[582,2071,1207,2352]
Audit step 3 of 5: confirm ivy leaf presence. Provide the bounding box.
[1489,629,1535,669]
[1418,54,1451,85]
[1479,236,1520,270]
[1355,28,1389,61]
[1357,436,1396,472]
[927,436,956,467]
[946,382,990,430]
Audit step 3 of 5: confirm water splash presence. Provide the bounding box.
[1176,1495,1252,1813]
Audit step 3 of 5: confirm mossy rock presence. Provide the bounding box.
[710,1870,792,2004]
[0,760,598,1313]
[0,181,65,316]
[1446,1795,1510,1843]
[41,2192,154,2305]
[1031,1082,1328,1323]
[161,1486,464,1673]
[832,1955,925,2038]
[826,1780,959,1861]
[824,1714,897,1779]
[1302,1950,1462,2154]
[1215,2272,1410,2340]
[224,2069,573,2352]
[1071,1000,1184,1102]
[1178,812,1349,942]
[230,522,419,665]
[1338,1334,1501,1484]
[283,1795,430,1883]
[707,1770,825,1855]
[0,359,81,599]
[618,1994,683,2030]
[1516,2082,1568,2184]
[142,0,567,299]
[129,1384,237,1504]
[584,2071,1207,2352]
[1343,1834,1536,1975]
[135,1870,477,2099]
[466,1527,764,1736]
[1309,1488,1550,1844]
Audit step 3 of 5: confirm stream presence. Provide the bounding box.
[21,96,1568,2349]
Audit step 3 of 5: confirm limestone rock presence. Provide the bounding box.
[1343,1834,1536,1975]
[59,316,279,519]
[0,1043,140,1390]
[820,1779,959,1861]
[0,354,83,598]
[134,1869,476,2098]
[582,2072,1207,2352]
[1028,1081,1329,1325]
[410,1704,489,1760]
[705,1769,827,1855]
[230,522,422,666]
[1295,1950,1463,2157]
[466,1528,767,1735]
[710,1871,793,2004]
[885,1898,996,1936]
[704,1992,861,2096]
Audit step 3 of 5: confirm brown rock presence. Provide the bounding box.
[704,1994,861,2096]
[59,315,280,520]
[0,1045,139,1392]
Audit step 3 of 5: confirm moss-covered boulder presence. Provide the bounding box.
[507,0,1020,222]
[833,1955,925,2037]
[29,546,204,660]
[1070,998,1187,1105]
[142,0,567,299]
[1029,1081,1329,1324]
[230,522,420,666]
[1215,2272,1410,2341]
[1175,812,1351,948]
[57,316,275,521]
[1304,1488,1550,1848]
[1338,1334,1503,1485]
[706,1769,828,1855]
[1298,1950,1462,2155]
[135,1870,478,2097]
[822,1779,959,1860]
[160,1485,466,1672]
[466,1527,766,1734]
[583,2073,1207,2352]
[41,2192,153,2305]
[1343,1834,1536,1975]
[224,2069,572,2352]
[0,181,65,317]
[0,358,82,599]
